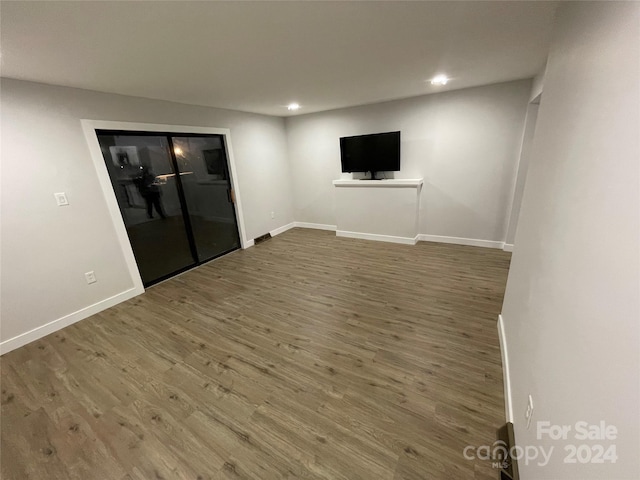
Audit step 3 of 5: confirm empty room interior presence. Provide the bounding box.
[1,1,638,480]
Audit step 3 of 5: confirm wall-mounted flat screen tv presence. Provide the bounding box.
[340,131,400,180]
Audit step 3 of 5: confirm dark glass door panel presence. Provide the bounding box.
[97,134,196,285]
[171,136,241,261]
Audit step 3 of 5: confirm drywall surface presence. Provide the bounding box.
[1,79,293,348]
[505,103,539,247]
[530,71,545,103]
[285,80,531,243]
[501,2,639,478]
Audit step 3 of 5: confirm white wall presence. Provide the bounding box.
[0,79,294,350]
[285,80,531,243]
[504,102,539,247]
[529,70,545,103]
[501,2,639,478]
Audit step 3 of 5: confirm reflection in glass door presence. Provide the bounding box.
[171,136,240,260]
[97,131,241,286]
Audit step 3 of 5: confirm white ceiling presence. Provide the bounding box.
[0,1,557,117]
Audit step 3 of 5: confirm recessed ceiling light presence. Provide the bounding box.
[287,103,301,111]
[430,74,449,86]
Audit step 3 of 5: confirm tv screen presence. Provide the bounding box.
[340,131,400,176]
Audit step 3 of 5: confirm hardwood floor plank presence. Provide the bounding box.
[1,228,511,479]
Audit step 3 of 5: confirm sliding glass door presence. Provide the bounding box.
[97,131,240,286]
[171,136,240,261]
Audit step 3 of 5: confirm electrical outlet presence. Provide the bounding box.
[525,394,534,429]
[85,271,97,284]
[270,211,275,219]
[54,192,69,206]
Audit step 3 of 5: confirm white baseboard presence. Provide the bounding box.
[0,286,143,356]
[503,243,514,252]
[418,234,505,250]
[243,239,255,249]
[497,314,514,423]
[336,230,418,245]
[293,222,337,231]
[270,222,295,237]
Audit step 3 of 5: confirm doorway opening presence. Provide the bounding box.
[96,130,241,286]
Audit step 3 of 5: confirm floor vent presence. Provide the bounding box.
[254,233,272,245]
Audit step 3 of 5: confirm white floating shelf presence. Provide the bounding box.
[332,178,423,188]
[333,178,423,244]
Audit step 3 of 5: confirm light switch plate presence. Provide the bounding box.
[54,192,69,206]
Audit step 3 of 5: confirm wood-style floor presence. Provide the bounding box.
[1,228,511,480]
